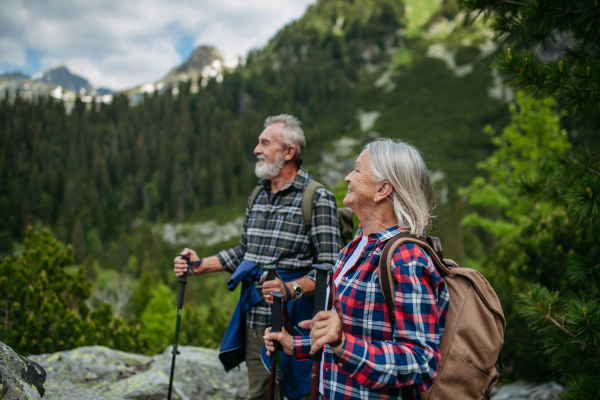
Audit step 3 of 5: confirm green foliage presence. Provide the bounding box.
[179,288,239,349]
[460,89,600,396]
[0,227,145,355]
[404,0,443,37]
[517,285,600,398]
[133,272,238,353]
[140,283,176,354]
[461,0,600,123]
[455,4,600,391]
[460,91,574,381]
[460,92,571,237]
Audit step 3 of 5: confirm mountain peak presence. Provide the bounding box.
[34,65,94,94]
[175,45,222,74]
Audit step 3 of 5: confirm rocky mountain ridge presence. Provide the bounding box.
[1,339,563,400]
[0,45,237,106]
[123,45,239,104]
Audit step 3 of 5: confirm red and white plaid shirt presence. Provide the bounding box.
[293,225,449,400]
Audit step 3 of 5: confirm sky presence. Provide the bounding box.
[0,0,316,90]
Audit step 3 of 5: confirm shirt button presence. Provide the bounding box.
[337,363,343,367]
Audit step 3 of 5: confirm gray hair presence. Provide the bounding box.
[365,138,435,236]
[264,114,306,167]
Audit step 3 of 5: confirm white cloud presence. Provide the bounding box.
[0,38,27,67]
[0,0,315,90]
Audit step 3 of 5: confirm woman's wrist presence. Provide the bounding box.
[330,332,345,355]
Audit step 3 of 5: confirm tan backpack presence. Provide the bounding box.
[378,233,505,400]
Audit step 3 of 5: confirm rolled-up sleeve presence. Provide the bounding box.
[332,247,446,392]
[293,336,313,361]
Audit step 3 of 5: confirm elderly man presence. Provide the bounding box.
[174,114,340,400]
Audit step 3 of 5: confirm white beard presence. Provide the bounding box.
[255,152,285,180]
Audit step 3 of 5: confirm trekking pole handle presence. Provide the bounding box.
[311,264,333,362]
[179,255,190,283]
[178,255,190,309]
[270,292,285,363]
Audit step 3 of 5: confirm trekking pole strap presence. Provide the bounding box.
[262,266,294,302]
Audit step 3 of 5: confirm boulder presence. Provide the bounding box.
[492,380,564,400]
[0,340,47,400]
[29,345,248,400]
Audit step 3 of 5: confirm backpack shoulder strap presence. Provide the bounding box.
[301,180,325,231]
[301,180,325,263]
[378,233,450,324]
[248,185,262,212]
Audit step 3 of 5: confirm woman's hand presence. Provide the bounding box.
[299,311,345,355]
[264,327,294,356]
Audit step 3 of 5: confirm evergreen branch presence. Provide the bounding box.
[583,30,600,58]
[543,299,575,338]
[495,0,526,6]
[587,168,600,177]
[562,85,592,92]
[581,357,599,370]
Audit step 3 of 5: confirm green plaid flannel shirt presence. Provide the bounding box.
[217,168,340,330]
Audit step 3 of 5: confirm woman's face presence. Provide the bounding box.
[343,150,378,210]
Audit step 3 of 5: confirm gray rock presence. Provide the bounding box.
[492,380,564,400]
[0,340,47,400]
[29,345,248,400]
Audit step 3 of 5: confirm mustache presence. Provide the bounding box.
[257,155,267,161]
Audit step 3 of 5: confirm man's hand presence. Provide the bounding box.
[173,248,200,277]
[298,311,345,355]
[262,279,293,305]
[264,327,294,356]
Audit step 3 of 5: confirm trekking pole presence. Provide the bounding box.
[167,254,193,400]
[268,292,285,400]
[310,264,333,400]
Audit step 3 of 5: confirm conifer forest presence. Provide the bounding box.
[1,1,599,398]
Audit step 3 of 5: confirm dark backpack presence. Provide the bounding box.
[378,233,505,400]
[249,181,355,251]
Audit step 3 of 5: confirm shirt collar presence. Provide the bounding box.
[356,224,411,244]
[258,167,309,193]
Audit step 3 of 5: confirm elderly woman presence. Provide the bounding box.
[265,138,450,399]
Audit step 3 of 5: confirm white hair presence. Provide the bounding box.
[365,138,435,236]
[264,114,306,166]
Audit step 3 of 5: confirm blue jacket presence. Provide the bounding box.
[218,263,314,400]
[218,260,262,372]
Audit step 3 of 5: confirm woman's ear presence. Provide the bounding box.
[378,181,393,198]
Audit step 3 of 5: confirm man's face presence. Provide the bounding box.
[254,123,286,179]
[254,123,285,166]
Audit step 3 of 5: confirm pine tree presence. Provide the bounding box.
[460,1,600,397]
[0,227,146,355]
[461,0,600,121]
